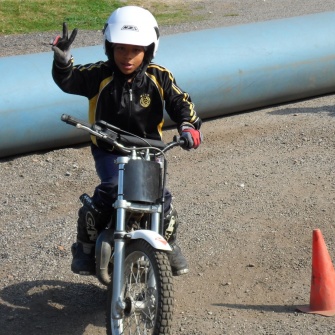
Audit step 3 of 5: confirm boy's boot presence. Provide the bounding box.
[71,193,113,275]
[71,240,95,275]
[164,206,189,276]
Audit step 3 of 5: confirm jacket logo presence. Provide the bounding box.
[140,94,151,108]
[121,25,139,32]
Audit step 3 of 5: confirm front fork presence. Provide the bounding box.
[111,203,128,319]
[111,203,162,319]
[111,156,162,319]
[111,155,130,319]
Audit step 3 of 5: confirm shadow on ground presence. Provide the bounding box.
[0,280,106,335]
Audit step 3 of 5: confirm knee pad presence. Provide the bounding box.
[77,194,113,243]
[92,183,118,208]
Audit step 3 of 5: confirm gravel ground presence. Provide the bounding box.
[1,1,335,334]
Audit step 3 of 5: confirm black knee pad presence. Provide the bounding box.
[77,194,113,243]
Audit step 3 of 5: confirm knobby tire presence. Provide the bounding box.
[106,239,174,335]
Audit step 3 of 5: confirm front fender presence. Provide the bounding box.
[128,230,172,251]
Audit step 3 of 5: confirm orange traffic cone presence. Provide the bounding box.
[297,229,335,316]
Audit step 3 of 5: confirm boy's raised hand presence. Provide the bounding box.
[51,22,78,65]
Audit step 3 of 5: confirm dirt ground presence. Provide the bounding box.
[1,1,335,335]
[1,95,335,335]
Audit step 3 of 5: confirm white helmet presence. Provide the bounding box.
[103,6,160,60]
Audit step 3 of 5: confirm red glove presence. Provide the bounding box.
[181,127,203,149]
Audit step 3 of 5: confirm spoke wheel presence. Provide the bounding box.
[106,239,174,335]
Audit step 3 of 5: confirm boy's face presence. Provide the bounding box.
[113,43,145,75]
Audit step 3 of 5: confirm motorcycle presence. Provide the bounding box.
[61,114,187,335]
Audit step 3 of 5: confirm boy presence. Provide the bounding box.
[51,6,202,276]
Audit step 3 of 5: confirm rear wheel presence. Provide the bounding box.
[106,239,174,335]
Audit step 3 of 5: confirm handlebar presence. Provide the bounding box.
[61,114,187,152]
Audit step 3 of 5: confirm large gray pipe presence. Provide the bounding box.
[1,11,335,158]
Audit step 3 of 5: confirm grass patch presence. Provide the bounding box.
[0,0,205,35]
[223,13,239,17]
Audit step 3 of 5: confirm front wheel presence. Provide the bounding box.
[106,239,174,335]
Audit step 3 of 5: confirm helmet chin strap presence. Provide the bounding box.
[144,43,155,63]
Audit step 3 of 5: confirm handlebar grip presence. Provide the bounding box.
[61,114,92,128]
[173,135,188,148]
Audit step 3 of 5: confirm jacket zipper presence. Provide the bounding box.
[128,87,133,129]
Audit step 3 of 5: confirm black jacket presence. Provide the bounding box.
[52,59,201,149]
